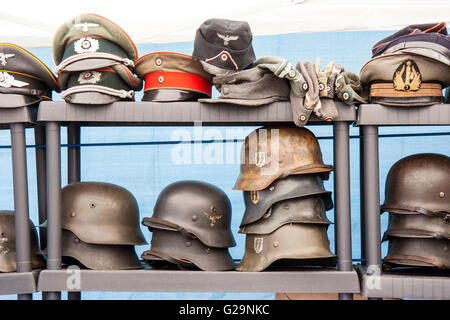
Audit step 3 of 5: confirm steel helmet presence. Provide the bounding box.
[234,126,333,191]
[381,153,450,216]
[0,210,45,272]
[239,174,333,228]
[141,228,235,271]
[240,196,332,235]
[47,181,147,245]
[236,223,335,272]
[55,229,142,270]
[384,211,450,240]
[383,236,450,269]
[142,180,235,248]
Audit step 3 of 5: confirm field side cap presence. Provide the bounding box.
[45,181,147,245]
[383,236,450,269]
[193,18,256,70]
[234,126,333,191]
[0,211,45,272]
[239,196,332,235]
[239,174,333,228]
[236,223,335,272]
[142,228,235,271]
[142,180,235,248]
[0,43,59,108]
[198,66,290,106]
[381,153,450,216]
[51,229,142,270]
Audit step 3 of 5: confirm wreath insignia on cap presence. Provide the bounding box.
[393,60,421,92]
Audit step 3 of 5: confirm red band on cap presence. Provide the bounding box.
[144,72,212,96]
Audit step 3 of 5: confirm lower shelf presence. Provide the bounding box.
[0,270,40,295]
[38,268,360,293]
[358,265,450,299]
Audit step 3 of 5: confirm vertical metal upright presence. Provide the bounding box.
[362,125,382,300]
[359,126,366,266]
[34,126,47,249]
[45,122,62,300]
[333,122,353,300]
[67,124,81,300]
[10,123,32,300]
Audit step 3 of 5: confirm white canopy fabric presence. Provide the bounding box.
[1,0,450,48]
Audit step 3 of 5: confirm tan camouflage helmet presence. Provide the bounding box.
[41,181,147,246]
[0,211,45,272]
[236,223,335,272]
[234,126,333,191]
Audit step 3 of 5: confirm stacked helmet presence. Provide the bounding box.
[142,181,236,271]
[53,13,142,104]
[0,211,45,272]
[41,181,147,269]
[235,126,335,271]
[382,153,450,270]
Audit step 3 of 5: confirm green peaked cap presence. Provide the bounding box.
[53,13,138,65]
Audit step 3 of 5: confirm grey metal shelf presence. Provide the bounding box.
[356,103,450,300]
[357,266,450,300]
[38,268,360,293]
[36,100,357,300]
[37,100,356,126]
[0,270,39,295]
[357,103,450,126]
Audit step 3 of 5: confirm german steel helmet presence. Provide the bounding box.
[240,196,332,235]
[233,126,333,191]
[236,223,335,272]
[57,229,142,270]
[135,52,213,102]
[383,236,450,269]
[0,43,59,108]
[384,211,450,240]
[141,228,235,271]
[52,181,147,245]
[142,181,235,248]
[0,211,45,272]
[239,174,333,228]
[381,153,450,215]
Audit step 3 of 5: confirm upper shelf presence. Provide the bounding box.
[0,106,37,128]
[37,100,356,126]
[357,104,450,126]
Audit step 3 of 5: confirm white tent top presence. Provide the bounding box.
[1,0,450,48]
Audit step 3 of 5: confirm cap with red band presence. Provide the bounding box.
[135,52,213,102]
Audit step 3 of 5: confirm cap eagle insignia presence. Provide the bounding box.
[0,53,15,66]
[217,33,239,46]
[203,212,223,227]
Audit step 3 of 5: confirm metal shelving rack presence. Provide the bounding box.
[35,100,359,300]
[357,103,450,300]
[0,106,46,299]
